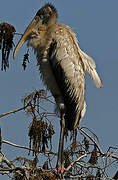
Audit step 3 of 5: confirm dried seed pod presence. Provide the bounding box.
[83,137,89,152]
[63,151,71,169]
[89,144,98,165]
[28,117,55,155]
[22,48,30,70]
[32,156,38,167]
[43,161,49,170]
[48,122,55,142]
[0,22,15,71]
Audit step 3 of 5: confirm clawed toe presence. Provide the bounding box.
[53,165,65,174]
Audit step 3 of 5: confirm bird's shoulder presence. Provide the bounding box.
[46,24,83,65]
[47,24,78,45]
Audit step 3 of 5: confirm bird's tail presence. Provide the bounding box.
[65,101,86,130]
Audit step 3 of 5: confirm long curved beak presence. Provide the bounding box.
[13,17,38,59]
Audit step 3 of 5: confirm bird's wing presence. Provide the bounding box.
[79,49,102,88]
[67,28,102,88]
[48,27,85,130]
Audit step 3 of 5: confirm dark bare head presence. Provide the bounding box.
[36,3,57,25]
[13,3,57,59]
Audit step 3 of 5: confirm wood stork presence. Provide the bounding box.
[13,3,102,171]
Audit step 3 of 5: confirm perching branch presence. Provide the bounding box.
[2,139,57,156]
[79,127,104,155]
[0,105,29,119]
[65,153,87,171]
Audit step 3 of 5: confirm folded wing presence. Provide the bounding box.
[79,49,102,88]
[48,37,85,130]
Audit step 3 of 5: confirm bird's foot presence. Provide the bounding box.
[53,165,65,174]
[57,165,65,174]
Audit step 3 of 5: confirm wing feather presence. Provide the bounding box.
[79,49,102,88]
[48,38,85,130]
[47,24,102,130]
[67,27,102,88]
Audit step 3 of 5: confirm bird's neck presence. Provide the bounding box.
[27,23,57,52]
[27,27,47,49]
[47,13,57,26]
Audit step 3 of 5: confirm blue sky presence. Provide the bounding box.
[0,0,118,178]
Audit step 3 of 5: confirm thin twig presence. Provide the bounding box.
[79,128,118,160]
[0,153,14,168]
[44,97,55,105]
[2,139,57,155]
[105,153,118,160]
[0,105,29,119]
[2,139,32,151]
[67,174,84,178]
[79,128,104,155]
[14,32,23,36]
[66,153,87,171]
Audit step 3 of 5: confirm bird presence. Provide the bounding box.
[13,3,102,171]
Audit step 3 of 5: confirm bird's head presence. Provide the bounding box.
[13,3,57,59]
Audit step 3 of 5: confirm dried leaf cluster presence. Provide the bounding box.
[0,22,15,70]
[22,48,30,70]
[29,117,55,154]
[24,90,55,154]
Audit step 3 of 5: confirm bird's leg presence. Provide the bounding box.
[56,111,65,173]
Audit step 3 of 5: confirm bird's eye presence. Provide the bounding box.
[40,15,44,19]
[35,16,40,22]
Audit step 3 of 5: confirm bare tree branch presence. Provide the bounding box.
[79,127,104,155]
[2,139,57,156]
[66,153,87,171]
[0,105,29,119]
[79,128,118,161]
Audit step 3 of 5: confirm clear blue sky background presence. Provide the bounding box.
[0,0,118,179]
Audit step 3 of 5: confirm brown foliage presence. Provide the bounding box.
[0,22,15,70]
